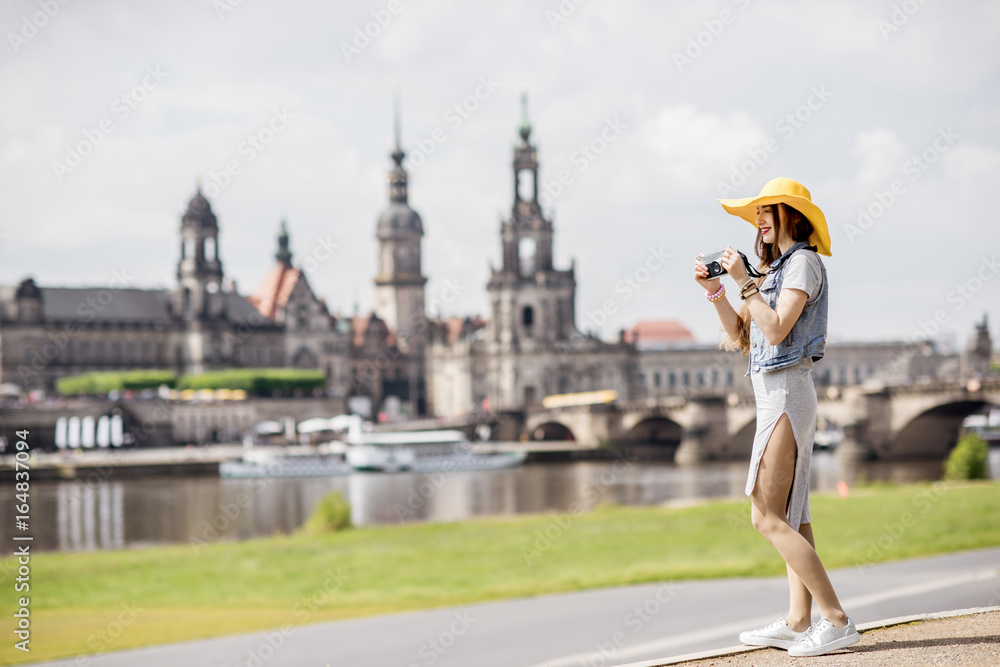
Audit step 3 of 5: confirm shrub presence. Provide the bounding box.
[56,370,177,396]
[944,433,989,481]
[177,368,325,396]
[301,491,352,534]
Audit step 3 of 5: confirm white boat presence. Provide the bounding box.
[220,446,352,478]
[224,415,527,476]
[813,422,843,449]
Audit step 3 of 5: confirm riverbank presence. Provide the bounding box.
[1,481,998,665]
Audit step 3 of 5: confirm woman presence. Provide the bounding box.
[693,177,859,658]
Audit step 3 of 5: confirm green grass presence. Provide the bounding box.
[2,481,999,664]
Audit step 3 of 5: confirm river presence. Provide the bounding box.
[2,450,998,553]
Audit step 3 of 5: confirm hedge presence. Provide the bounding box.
[175,368,325,395]
[56,370,177,396]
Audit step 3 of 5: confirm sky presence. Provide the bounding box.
[2,0,999,351]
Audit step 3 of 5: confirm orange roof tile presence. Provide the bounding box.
[249,264,300,320]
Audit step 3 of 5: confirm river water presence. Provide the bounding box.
[2,450,998,554]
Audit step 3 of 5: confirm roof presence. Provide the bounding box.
[377,202,423,238]
[182,189,218,229]
[40,287,172,322]
[444,316,488,344]
[350,313,392,349]
[249,263,300,320]
[624,320,695,349]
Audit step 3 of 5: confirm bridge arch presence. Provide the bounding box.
[529,421,576,441]
[884,398,999,459]
[621,415,682,458]
[723,416,757,460]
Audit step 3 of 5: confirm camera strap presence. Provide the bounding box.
[738,250,766,278]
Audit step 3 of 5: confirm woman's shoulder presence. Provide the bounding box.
[788,248,824,271]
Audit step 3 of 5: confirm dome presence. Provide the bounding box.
[182,189,218,229]
[377,202,423,238]
[15,278,41,300]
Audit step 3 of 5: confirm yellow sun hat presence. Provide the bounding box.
[717,177,831,257]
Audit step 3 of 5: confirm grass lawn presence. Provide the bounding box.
[2,480,998,665]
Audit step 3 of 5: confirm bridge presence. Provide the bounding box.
[520,377,1000,461]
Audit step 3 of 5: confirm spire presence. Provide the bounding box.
[275,219,292,267]
[518,83,532,143]
[389,76,408,204]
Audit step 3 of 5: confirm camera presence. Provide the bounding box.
[701,249,763,279]
[701,249,729,279]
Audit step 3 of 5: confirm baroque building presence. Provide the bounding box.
[426,94,640,416]
[0,92,979,433]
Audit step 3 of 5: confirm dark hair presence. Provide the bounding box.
[723,203,814,355]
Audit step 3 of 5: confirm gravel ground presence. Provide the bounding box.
[672,610,1000,667]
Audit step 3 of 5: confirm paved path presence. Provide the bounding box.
[29,547,1000,667]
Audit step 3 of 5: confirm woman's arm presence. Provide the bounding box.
[712,292,742,342]
[745,288,807,346]
[694,253,741,341]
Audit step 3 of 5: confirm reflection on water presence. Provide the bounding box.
[3,449,997,554]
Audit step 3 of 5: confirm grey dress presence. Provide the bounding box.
[744,250,825,530]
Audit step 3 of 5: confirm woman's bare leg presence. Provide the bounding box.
[751,413,848,626]
[786,524,815,632]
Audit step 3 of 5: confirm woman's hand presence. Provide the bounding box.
[694,253,721,293]
[721,246,749,285]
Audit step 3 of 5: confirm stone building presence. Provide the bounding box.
[426,97,639,417]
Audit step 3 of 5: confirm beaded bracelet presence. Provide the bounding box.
[706,283,726,303]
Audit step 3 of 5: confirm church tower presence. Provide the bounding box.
[374,93,427,352]
[487,89,577,349]
[175,187,224,321]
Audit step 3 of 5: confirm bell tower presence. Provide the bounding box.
[488,88,577,350]
[374,89,427,352]
[175,187,224,321]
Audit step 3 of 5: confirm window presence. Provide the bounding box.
[204,237,216,262]
[92,341,103,363]
[108,342,119,363]
[669,372,676,389]
[726,369,734,386]
[519,237,537,276]
[697,372,704,387]
[682,371,690,387]
[522,305,534,328]
[139,342,149,363]
[183,238,195,260]
[653,372,661,388]
[75,341,88,363]
[524,385,536,406]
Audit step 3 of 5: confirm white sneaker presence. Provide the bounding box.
[739,617,810,650]
[788,616,860,657]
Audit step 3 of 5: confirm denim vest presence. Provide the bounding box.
[747,241,828,376]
